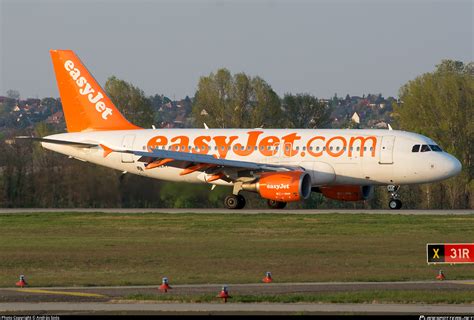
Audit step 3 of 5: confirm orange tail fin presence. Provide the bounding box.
[50,50,140,132]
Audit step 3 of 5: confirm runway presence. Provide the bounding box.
[0,208,472,215]
[1,302,473,315]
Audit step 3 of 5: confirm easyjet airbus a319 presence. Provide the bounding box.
[23,50,462,209]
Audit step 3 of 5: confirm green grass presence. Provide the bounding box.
[0,212,473,287]
[123,290,474,304]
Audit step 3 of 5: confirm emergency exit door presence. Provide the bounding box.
[121,135,135,163]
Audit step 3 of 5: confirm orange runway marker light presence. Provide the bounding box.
[16,275,28,288]
[159,277,171,293]
[217,285,231,303]
[262,271,273,283]
[436,269,446,280]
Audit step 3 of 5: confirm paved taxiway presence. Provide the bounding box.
[0,208,472,215]
[1,281,473,314]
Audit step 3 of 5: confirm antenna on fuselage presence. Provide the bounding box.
[388,123,393,130]
[204,123,209,130]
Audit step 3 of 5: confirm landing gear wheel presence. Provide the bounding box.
[389,199,402,210]
[267,199,287,209]
[224,194,245,209]
[236,194,246,209]
[387,185,402,210]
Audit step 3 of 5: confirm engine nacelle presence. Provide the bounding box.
[242,171,312,202]
[320,185,374,201]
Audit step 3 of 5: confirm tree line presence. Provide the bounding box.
[0,60,472,209]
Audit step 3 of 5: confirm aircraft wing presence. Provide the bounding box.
[131,148,301,173]
[16,136,303,176]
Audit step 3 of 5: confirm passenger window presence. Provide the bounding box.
[412,145,420,152]
[420,144,431,152]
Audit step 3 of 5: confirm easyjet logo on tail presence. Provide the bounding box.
[64,60,113,120]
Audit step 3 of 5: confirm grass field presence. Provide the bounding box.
[124,290,474,304]
[0,212,473,287]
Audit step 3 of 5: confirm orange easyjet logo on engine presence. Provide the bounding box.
[147,131,377,159]
[64,60,113,120]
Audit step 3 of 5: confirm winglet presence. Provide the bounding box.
[100,144,113,158]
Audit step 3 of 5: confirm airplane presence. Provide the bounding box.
[22,50,463,210]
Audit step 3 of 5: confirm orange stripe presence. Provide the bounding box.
[207,172,225,182]
[100,144,113,158]
[180,163,215,176]
[146,158,174,170]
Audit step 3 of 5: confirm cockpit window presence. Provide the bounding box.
[420,144,431,152]
[429,145,442,152]
[412,144,420,152]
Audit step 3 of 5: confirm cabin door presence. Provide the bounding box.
[379,135,395,164]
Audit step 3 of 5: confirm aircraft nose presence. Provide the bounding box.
[443,154,462,178]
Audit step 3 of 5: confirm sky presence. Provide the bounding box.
[0,0,472,100]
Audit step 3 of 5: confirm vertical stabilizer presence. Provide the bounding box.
[50,50,140,132]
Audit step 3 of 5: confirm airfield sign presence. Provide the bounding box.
[427,243,474,264]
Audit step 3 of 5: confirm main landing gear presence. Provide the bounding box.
[267,199,287,209]
[224,194,246,209]
[387,185,402,210]
[223,194,287,210]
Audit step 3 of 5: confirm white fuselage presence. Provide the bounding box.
[42,128,461,187]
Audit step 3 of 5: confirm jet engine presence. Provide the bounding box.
[242,171,312,202]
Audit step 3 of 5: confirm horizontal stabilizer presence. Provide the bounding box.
[15,136,98,148]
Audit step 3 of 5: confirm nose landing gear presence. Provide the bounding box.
[387,185,402,209]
